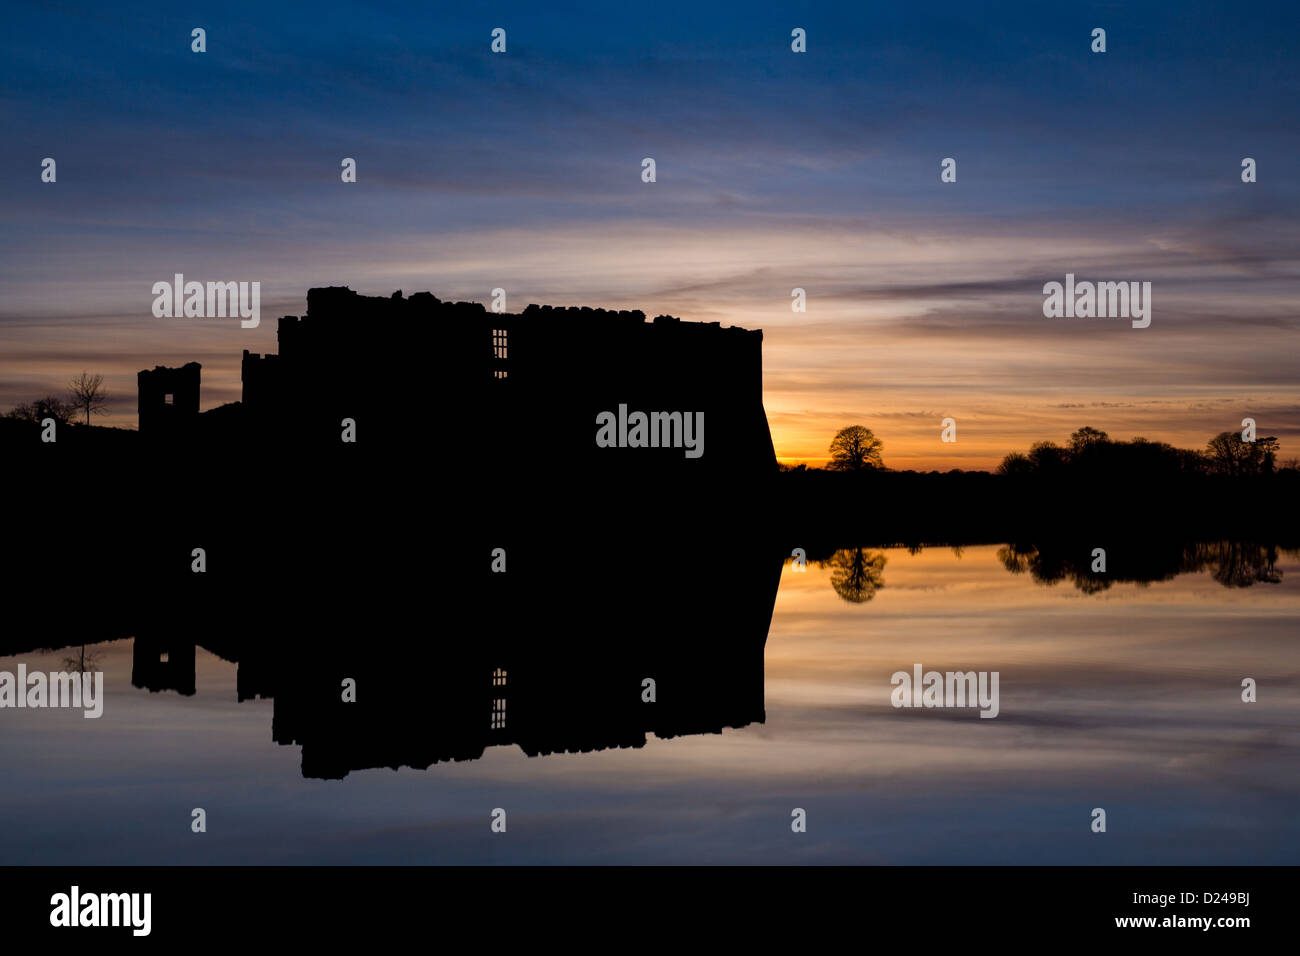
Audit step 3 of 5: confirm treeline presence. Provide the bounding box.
[773,425,1297,540]
[995,426,1284,479]
[783,425,1289,479]
[5,372,109,427]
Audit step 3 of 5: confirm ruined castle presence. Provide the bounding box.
[138,287,777,478]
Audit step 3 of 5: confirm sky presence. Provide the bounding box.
[2,0,1297,468]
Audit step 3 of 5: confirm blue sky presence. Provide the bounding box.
[2,0,1297,464]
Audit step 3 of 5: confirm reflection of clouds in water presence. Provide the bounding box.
[1,545,1298,864]
[766,547,1300,805]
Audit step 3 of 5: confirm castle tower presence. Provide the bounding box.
[137,362,201,436]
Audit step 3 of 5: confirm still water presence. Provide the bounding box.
[2,543,1297,864]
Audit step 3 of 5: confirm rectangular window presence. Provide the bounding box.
[491,699,507,730]
[164,393,174,405]
[492,329,508,360]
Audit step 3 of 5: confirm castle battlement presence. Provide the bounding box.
[140,286,777,477]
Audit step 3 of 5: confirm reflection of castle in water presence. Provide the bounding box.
[5,537,1287,780]
[124,531,784,780]
[152,638,769,780]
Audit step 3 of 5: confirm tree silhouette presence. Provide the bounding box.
[1206,431,1278,477]
[1027,440,1067,473]
[996,426,1211,478]
[6,395,76,424]
[995,452,1032,476]
[68,372,108,426]
[1068,426,1110,454]
[827,425,884,471]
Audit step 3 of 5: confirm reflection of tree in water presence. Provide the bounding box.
[1190,541,1283,587]
[1073,571,1112,595]
[996,544,1090,589]
[61,643,102,673]
[822,548,887,603]
[996,541,1293,593]
[997,545,1032,576]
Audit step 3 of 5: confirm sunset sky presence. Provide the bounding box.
[2,0,1296,469]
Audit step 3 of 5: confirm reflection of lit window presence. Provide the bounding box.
[492,329,509,380]
[164,393,174,405]
[491,699,506,729]
[493,668,507,687]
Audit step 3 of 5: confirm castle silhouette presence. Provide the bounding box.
[137,286,777,480]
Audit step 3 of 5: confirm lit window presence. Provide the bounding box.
[160,652,169,663]
[492,329,508,360]
[494,369,508,379]
[491,699,506,730]
[492,668,507,687]
[164,393,174,405]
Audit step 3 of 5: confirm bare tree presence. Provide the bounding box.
[6,395,77,424]
[827,425,884,471]
[68,371,108,426]
[1206,431,1278,477]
